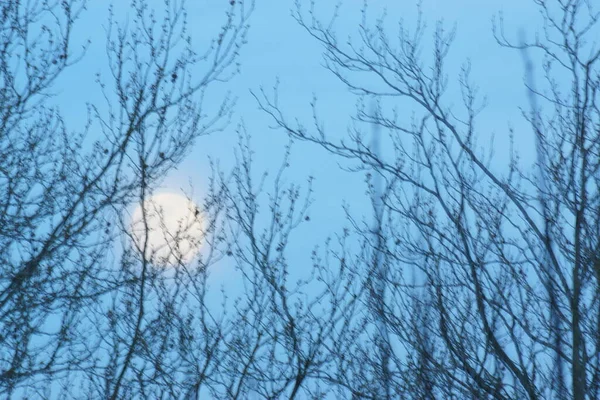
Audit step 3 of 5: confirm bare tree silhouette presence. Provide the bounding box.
[256,0,600,397]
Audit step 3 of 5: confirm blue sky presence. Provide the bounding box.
[54,0,544,286]
[20,0,569,397]
[9,0,594,396]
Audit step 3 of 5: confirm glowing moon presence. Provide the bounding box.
[130,193,204,266]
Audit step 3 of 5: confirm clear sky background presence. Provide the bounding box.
[55,0,545,287]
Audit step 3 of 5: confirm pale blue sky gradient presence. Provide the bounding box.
[55,0,545,285]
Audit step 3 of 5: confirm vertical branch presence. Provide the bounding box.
[519,31,565,398]
[369,98,391,398]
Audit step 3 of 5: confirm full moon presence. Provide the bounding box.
[130,193,204,266]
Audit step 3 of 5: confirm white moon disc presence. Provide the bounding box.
[130,193,204,266]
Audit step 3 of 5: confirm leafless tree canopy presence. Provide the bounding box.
[2,0,600,398]
[256,0,600,398]
[0,0,253,397]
